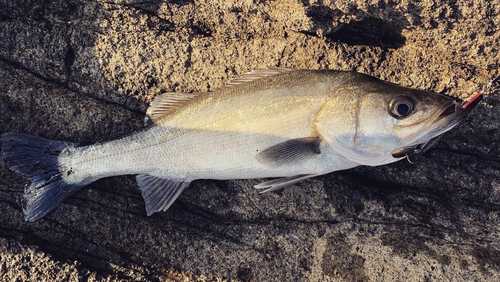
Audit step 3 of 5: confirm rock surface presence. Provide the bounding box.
[1,0,499,281]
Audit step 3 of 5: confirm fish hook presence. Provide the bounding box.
[405,153,417,164]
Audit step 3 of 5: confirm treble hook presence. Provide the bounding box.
[405,154,417,164]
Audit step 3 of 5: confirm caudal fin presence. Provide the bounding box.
[1,133,83,222]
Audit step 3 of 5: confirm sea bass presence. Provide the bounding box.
[1,68,468,222]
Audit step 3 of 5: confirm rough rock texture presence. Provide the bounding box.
[1,0,499,281]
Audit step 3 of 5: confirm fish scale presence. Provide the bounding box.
[1,68,468,221]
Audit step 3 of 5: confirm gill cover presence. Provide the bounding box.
[314,73,461,166]
[314,82,400,166]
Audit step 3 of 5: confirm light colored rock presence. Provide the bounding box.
[1,0,499,281]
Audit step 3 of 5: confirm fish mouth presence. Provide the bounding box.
[437,102,458,118]
[432,102,468,131]
[392,102,468,158]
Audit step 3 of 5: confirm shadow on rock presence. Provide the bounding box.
[304,5,407,48]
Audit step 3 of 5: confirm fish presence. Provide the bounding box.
[1,68,469,222]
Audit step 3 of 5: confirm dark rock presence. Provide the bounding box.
[1,0,499,281]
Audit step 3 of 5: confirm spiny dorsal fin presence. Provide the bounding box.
[136,175,190,216]
[145,67,297,125]
[144,92,200,126]
[255,137,322,168]
[223,67,297,88]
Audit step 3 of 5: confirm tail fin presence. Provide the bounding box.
[1,133,83,222]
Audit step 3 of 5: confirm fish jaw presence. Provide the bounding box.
[395,104,468,155]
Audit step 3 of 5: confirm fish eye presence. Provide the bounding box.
[390,96,414,118]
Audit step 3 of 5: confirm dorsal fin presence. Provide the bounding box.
[223,67,297,88]
[145,67,297,125]
[144,92,200,125]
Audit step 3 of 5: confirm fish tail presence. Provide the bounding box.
[1,133,84,222]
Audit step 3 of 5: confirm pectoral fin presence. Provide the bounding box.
[256,137,321,167]
[255,174,317,193]
[136,175,190,216]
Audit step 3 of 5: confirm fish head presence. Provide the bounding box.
[388,90,468,156]
[317,78,467,166]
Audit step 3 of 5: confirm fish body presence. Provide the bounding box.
[1,68,468,221]
[63,70,357,183]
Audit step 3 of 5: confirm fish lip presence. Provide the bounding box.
[432,104,468,127]
[418,100,468,136]
[393,102,468,158]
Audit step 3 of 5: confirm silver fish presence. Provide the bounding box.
[1,68,468,221]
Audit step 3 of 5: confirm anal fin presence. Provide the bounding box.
[136,175,190,216]
[254,174,317,193]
